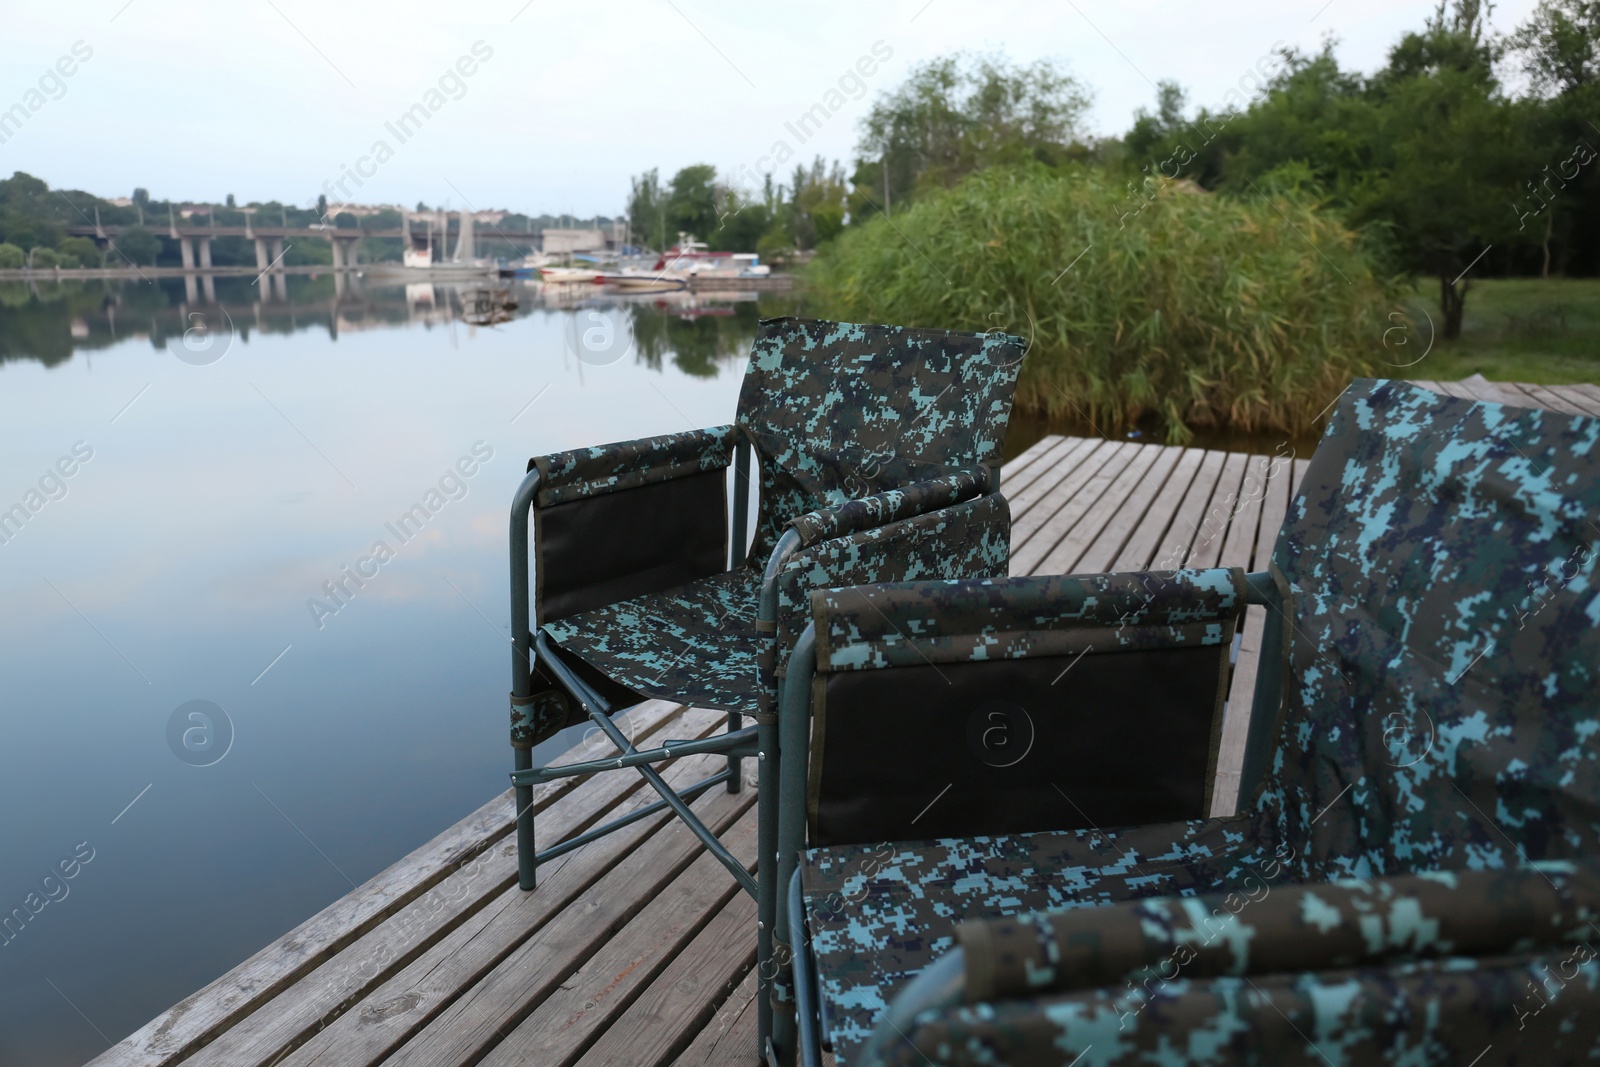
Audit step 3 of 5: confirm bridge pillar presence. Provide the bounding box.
[180,238,196,270]
[201,273,216,303]
[329,237,344,270]
[254,238,270,273]
[269,239,285,270]
[273,270,289,302]
[198,238,213,269]
[184,273,199,304]
[334,269,346,298]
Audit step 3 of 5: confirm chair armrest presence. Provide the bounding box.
[770,491,1011,676]
[527,424,736,507]
[953,860,1599,1003]
[852,861,1600,1066]
[787,468,990,547]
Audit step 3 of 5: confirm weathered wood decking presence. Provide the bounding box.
[92,380,1600,1067]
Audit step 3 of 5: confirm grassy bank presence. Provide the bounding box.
[1395,279,1600,385]
[807,165,1397,443]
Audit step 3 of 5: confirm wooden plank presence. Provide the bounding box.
[998,434,1066,489]
[1181,452,1250,568]
[86,700,692,1067]
[1110,448,1208,571]
[467,809,762,1067]
[1210,452,1295,818]
[184,707,728,1067]
[1013,442,1140,575]
[1452,376,1513,404]
[670,966,760,1067]
[1072,445,1188,575]
[1568,383,1600,410]
[1543,384,1600,418]
[279,751,754,1067]
[998,435,1085,504]
[1008,440,1121,553]
[1004,436,1102,525]
[574,889,758,1067]
[1141,450,1227,571]
[1216,453,1274,570]
[1520,383,1600,418]
[1491,381,1552,412]
[1030,444,1164,576]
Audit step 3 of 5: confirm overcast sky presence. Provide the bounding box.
[1,0,1539,218]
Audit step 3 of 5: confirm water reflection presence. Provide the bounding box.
[0,273,784,376]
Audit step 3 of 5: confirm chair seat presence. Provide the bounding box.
[543,567,765,715]
[800,815,1290,1063]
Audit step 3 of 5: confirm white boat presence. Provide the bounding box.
[599,270,689,292]
[538,266,603,285]
[652,235,771,277]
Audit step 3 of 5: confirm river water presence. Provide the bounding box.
[0,273,843,1065]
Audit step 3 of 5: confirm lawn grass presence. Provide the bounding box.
[1398,278,1600,384]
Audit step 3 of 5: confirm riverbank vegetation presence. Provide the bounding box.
[808,165,1393,441]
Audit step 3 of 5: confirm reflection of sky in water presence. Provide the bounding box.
[0,280,765,1065]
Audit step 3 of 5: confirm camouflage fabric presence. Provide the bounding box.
[544,485,1013,715]
[810,568,1247,672]
[534,319,1026,717]
[773,494,1011,684]
[799,379,1600,1065]
[543,568,764,713]
[802,818,1283,1053]
[887,943,1600,1066]
[789,468,989,548]
[528,424,735,507]
[1256,378,1600,879]
[739,318,1025,563]
[956,861,1600,1001]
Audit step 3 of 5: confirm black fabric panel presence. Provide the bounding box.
[536,467,727,625]
[812,647,1225,847]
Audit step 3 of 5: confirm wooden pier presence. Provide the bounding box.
[90,379,1600,1067]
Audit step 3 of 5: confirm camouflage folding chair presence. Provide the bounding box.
[779,378,1600,1066]
[505,316,1026,1054]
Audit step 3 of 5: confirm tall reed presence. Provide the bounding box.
[807,165,1397,442]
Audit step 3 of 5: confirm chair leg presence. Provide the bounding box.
[756,715,778,1058]
[727,711,743,793]
[514,746,537,890]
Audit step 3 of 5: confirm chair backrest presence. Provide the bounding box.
[803,569,1248,846]
[736,318,1026,563]
[1257,379,1600,881]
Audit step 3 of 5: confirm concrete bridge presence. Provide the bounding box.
[65,207,499,274]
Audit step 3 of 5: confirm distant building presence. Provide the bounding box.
[540,228,607,254]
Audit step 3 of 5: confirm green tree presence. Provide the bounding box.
[666,164,719,244]
[0,171,67,250]
[115,225,161,265]
[0,243,23,269]
[627,168,666,249]
[58,235,99,265]
[790,158,849,249]
[1509,0,1600,276]
[857,51,1091,208]
[1358,0,1532,338]
[29,247,60,269]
